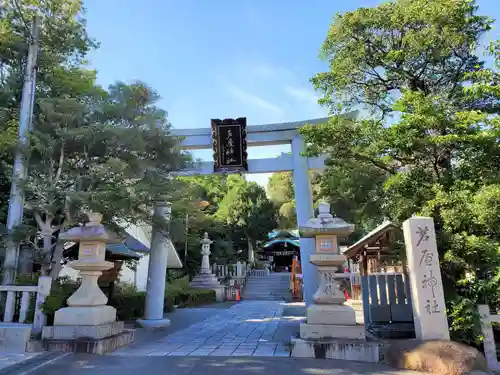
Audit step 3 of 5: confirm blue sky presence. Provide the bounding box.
[83,0,499,189]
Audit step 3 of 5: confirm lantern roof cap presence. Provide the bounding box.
[299,202,355,238]
[200,232,213,245]
[59,212,122,243]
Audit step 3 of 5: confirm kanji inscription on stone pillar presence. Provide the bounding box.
[403,216,450,340]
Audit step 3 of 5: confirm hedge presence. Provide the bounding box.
[41,277,217,323]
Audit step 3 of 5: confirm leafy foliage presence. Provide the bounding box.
[267,172,296,229]
[0,0,197,281]
[217,180,278,260]
[266,171,324,230]
[301,0,500,345]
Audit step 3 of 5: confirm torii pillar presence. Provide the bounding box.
[292,136,318,306]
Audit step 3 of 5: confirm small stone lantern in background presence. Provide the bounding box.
[190,233,225,301]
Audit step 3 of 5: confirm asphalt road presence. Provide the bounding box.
[5,354,421,375]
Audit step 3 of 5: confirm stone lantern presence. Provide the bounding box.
[190,233,225,301]
[297,202,364,340]
[42,212,134,353]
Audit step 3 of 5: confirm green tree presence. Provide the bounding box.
[16,80,189,277]
[267,172,296,229]
[267,171,328,229]
[315,160,387,240]
[0,0,99,281]
[179,174,245,215]
[301,0,500,344]
[168,177,245,279]
[217,181,278,263]
[267,172,294,206]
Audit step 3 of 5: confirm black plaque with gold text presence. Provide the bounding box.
[211,118,248,172]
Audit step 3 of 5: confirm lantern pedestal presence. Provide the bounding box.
[54,260,117,326]
[42,213,135,354]
[299,254,364,340]
[54,306,117,327]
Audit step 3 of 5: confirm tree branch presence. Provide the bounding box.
[26,240,41,252]
[55,142,64,183]
[33,211,45,230]
[357,154,397,175]
[51,224,62,233]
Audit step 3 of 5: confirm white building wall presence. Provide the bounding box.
[134,254,150,291]
[58,253,150,291]
[58,265,79,280]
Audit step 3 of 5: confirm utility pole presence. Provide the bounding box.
[2,16,41,285]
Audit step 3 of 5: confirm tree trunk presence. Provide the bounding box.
[49,242,65,279]
[247,237,255,264]
[17,247,33,276]
[40,229,53,276]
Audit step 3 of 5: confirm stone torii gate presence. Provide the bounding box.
[171,117,330,306]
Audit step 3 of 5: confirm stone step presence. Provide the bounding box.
[248,276,291,279]
[242,274,291,301]
[243,297,288,301]
[243,293,291,298]
[246,280,290,283]
[244,292,290,295]
[243,292,291,295]
[245,286,290,289]
[244,291,290,295]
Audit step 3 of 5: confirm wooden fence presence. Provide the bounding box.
[250,269,270,277]
[212,261,251,279]
[360,273,413,324]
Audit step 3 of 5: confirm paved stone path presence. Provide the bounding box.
[0,302,424,375]
[112,301,295,357]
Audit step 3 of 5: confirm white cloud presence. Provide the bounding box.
[284,85,327,118]
[251,64,294,81]
[225,83,283,113]
[214,61,326,124]
[284,85,320,105]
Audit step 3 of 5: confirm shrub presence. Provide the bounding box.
[109,284,146,321]
[254,261,266,270]
[41,277,217,324]
[41,277,79,325]
[15,273,40,286]
[163,276,216,308]
[166,288,216,308]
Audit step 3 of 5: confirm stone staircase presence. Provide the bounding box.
[242,273,292,301]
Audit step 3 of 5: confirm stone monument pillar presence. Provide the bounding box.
[297,202,365,340]
[137,202,172,330]
[190,233,224,301]
[42,212,134,354]
[403,216,449,340]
